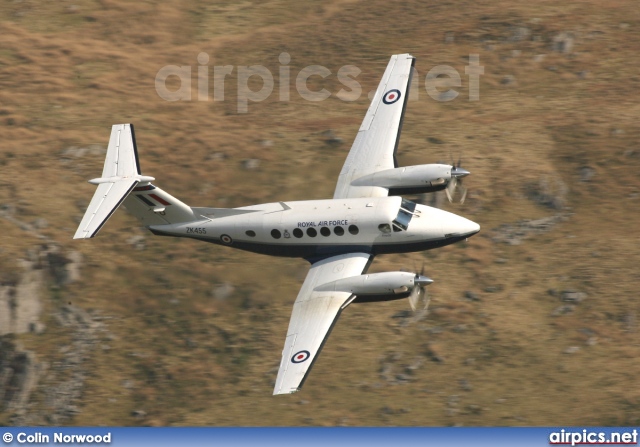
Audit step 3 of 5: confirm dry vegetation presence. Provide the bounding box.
[1,0,640,426]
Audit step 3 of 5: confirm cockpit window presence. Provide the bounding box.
[401,198,417,213]
[391,199,417,232]
[378,223,391,233]
[393,208,412,231]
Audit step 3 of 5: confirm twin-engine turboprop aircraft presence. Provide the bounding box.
[73,54,479,395]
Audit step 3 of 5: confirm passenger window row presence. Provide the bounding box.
[252,225,360,239]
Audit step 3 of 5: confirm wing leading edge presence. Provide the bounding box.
[333,54,415,199]
[273,252,372,395]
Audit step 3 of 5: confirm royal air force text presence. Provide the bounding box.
[297,220,348,228]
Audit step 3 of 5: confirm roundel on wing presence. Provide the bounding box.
[291,350,311,363]
[382,89,401,105]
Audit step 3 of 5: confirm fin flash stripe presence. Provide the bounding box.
[136,195,155,207]
[133,185,156,192]
[149,193,170,206]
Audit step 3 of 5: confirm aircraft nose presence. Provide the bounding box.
[414,205,479,239]
[461,217,480,236]
[446,215,480,238]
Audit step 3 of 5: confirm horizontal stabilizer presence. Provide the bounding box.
[73,179,139,239]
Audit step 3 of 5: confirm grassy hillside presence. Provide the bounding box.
[1,0,639,426]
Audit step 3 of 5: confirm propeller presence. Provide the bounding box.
[409,265,433,312]
[446,155,470,204]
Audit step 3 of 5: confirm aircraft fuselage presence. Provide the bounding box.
[147,195,479,261]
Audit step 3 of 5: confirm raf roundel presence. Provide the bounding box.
[291,350,311,363]
[382,89,401,105]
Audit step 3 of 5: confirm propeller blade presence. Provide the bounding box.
[423,287,431,312]
[408,286,420,312]
[447,162,470,204]
[446,177,456,203]
[409,285,430,312]
[459,184,468,204]
[409,270,433,312]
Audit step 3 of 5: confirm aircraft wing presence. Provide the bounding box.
[333,53,415,199]
[273,252,372,395]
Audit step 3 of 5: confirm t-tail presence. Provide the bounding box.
[73,124,196,239]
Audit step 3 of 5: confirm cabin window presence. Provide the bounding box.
[320,227,331,237]
[307,228,317,237]
[271,229,281,239]
[378,223,391,234]
[245,230,256,237]
[348,224,359,235]
[334,226,344,236]
[293,228,303,238]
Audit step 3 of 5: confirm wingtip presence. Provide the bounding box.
[272,381,301,395]
[73,231,92,240]
[273,388,299,396]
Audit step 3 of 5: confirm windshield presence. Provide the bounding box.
[392,208,413,231]
[401,198,416,213]
[391,199,418,232]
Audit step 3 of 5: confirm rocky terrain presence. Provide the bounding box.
[1,0,639,426]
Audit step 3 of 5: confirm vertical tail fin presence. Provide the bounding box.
[73,124,195,239]
[102,123,142,178]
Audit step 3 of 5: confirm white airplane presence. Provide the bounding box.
[73,54,479,395]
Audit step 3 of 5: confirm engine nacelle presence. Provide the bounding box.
[350,164,452,194]
[315,271,430,295]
